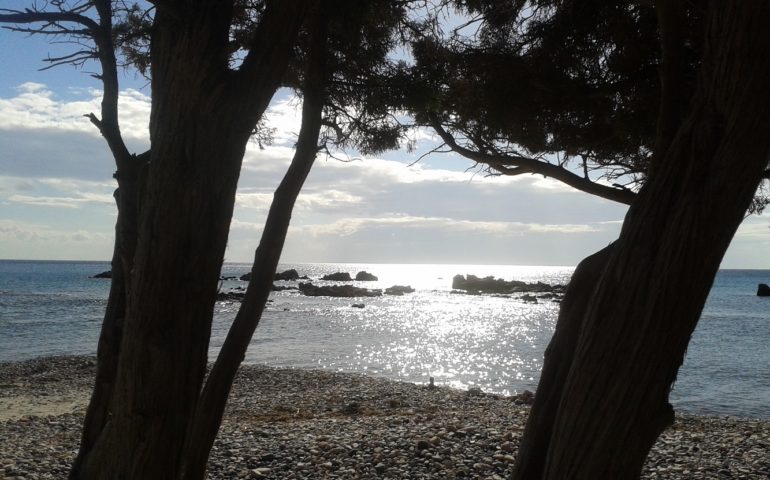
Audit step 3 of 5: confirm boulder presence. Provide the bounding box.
[275,269,300,281]
[385,285,415,296]
[355,271,378,281]
[298,282,381,297]
[321,272,353,281]
[758,283,770,296]
[91,270,112,279]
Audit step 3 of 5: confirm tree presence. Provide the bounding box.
[1,1,316,478]
[389,1,770,477]
[405,2,770,478]
[1,0,416,477]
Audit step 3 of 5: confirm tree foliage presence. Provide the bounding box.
[398,0,769,212]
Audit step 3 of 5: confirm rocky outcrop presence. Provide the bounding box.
[217,291,246,301]
[272,285,298,292]
[275,269,300,281]
[91,270,112,279]
[321,272,353,281]
[299,282,381,297]
[758,283,770,297]
[452,274,565,295]
[385,285,415,296]
[240,269,307,282]
[355,271,378,281]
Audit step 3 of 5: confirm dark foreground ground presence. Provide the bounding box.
[1,356,768,479]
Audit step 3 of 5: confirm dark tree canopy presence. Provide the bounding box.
[395,0,770,212]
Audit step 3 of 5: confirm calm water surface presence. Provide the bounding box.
[0,260,768,419]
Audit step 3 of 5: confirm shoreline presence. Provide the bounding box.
[1,356,769,479]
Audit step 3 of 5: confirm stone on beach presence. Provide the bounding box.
[1,356,770,480]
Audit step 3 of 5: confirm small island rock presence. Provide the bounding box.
[321,272,353,281]
[385,285,415,296]
[758,283,770,297]
[92,270,112,279]
[355,271,378,281]
[275,269,300,281]
[298,282,381,297]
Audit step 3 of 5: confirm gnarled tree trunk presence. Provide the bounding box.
[514,3,770,478]
[73,3,312,478]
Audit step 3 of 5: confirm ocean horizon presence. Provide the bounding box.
[1,259,768,420]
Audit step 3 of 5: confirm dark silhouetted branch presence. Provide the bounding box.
[429,115,637,205]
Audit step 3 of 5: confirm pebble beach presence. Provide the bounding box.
[1,356,769,479]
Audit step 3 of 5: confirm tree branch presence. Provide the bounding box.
[429,115,637,205]
[0,9,99,31]
[230,1,316,126]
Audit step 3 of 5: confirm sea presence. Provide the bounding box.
[0,260,768,420]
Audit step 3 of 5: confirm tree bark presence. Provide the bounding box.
[512,243,613,480]
[522,3,770,479]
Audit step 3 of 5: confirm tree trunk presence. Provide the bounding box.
[179,9,328,479]
[70,152,146,479]
[518,3,770,479]
[512,243,613,480]
[73,3,309,478]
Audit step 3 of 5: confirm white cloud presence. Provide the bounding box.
[0,219,111,243]
[7,192,113,208]
[0,83,150,140]
[295,215,601,238]
[236,189,363,212]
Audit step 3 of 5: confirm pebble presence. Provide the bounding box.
[1,356,770,479]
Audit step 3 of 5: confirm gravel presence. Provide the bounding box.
[1,356,768,479]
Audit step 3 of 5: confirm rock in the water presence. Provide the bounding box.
[384,285,415,296]
[275,269,300,281]
[299,282,381,297]
[758,283,770,296]
[217,291,246,301]
[520,294,538,303]
[321,272,353,281]
[91,270,112,279]
[240,272,251,281]
[355,271,378,281]
[351,303,366,309]
[452,274,564,295]
[272,285,298,292]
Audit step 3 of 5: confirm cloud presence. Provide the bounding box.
[295,215,602,238]
[0,219,111,244]
[733,215,770,239]
[7,192,114,208]
[236,189,363,212]
[7,83,735,266]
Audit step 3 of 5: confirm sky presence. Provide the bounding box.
[0,26,768,268]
